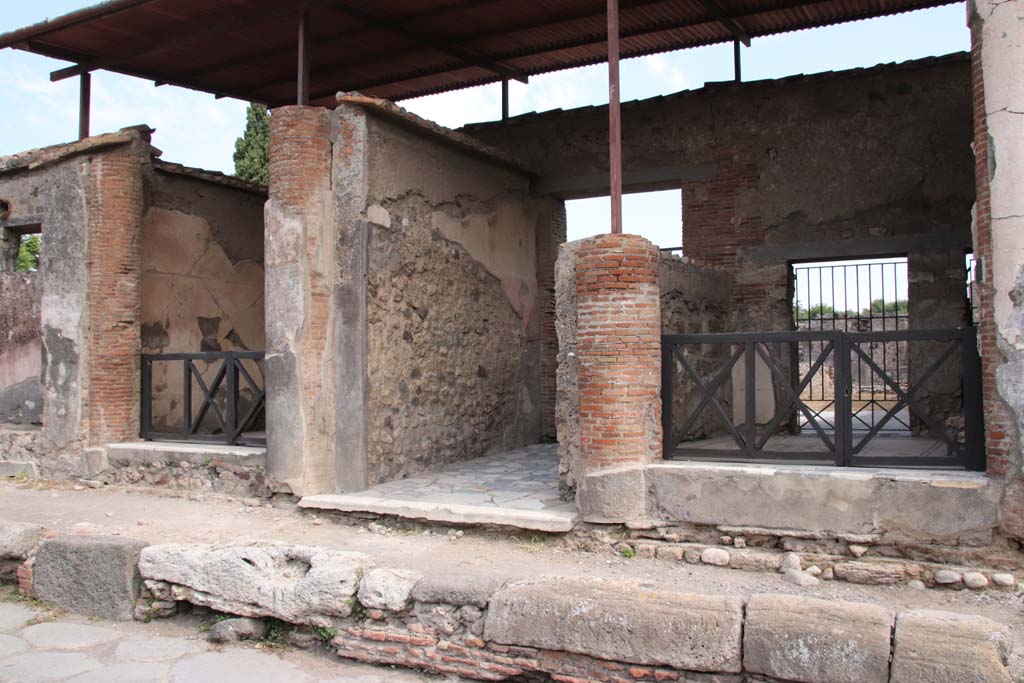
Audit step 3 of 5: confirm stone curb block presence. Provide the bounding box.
[483,577,744,673]
[410,571,512,608]
[743,593,893,683]
[0,521,45,561]
[890,609,1012,683]
[32,535,149,621]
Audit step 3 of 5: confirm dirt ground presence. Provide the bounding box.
[1,479,1021,672]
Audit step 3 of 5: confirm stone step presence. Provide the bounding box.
[299,493,579,533]
[104,441,266,468]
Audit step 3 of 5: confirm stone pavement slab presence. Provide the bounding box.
[0,598,463,683]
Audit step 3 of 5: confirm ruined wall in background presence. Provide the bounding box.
[361,112,541,486]
[141,167,266,432]
[660,256,732,449]
[466,55,975,334]
[0,273,42,424]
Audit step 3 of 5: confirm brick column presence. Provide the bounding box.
[84,150,144,445]
[574,233,661,522]
[969,0,1024,539]
[264,106,339,495]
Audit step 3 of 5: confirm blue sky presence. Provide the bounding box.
[0,2,970,247]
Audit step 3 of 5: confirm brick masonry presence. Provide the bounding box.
[575,234,662,473]
[84,151,144,446]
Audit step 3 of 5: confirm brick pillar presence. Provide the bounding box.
[264,106,339,495]
[969,0,1024,539]
[265,105,370,496]
[574,234,661,522]
[84,150,144,445]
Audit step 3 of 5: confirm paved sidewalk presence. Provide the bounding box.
[301,443,579,531]
[0,597,455,683]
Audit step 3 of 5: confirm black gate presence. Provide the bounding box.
[140,351,266,446]
[661,329,984,470]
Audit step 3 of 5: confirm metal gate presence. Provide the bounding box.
[661,328,984,470]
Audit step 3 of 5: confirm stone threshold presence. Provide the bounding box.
[105,441,267,468]
[299,493,579,533]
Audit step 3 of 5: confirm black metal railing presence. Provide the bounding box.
[661,329,984,470]
[141,351,266,446]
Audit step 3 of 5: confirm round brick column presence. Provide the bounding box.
[576,234,663,478]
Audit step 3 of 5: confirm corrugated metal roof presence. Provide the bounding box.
[0,0,961,106]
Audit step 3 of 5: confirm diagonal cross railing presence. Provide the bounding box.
[141,351,266,446]
[661,328,984,470]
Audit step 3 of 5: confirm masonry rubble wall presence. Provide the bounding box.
[359,110,542,486]
[0,272,42,424]
[969,0,1024,541]
[466,55,974,328]
[141,167,266,433]
[265,102,546,496]
[0,519,1014,683]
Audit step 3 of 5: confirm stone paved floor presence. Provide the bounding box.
[300,443,576,532]
[0,599,460,683]
[367,443,563,511]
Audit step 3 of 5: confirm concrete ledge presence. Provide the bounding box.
[299,493,579,533]
[484,577,744,673]
[105,441,267,468]
[648,461,1002,541]
[32,535,148,621]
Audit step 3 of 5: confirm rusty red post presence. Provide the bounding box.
[607,0,622,234]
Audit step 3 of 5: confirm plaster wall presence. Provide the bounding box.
[0,273,42,424]
[360,113,541,485]
[140,172,265,433]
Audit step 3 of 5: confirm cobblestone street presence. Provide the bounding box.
[0,598,455,683]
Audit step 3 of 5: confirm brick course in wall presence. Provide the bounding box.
[84,151,144,445]
[575,234,662,471]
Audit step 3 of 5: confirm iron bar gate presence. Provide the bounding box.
[661,328,984,470]
[140,351,266,446]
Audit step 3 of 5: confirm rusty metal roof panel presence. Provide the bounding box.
[0,0,962,105]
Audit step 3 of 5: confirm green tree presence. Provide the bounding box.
[16,234,40,272]
[865,299,908,315]
[233,103,270,186]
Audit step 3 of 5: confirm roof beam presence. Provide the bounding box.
[50,2,313,82]
[695,0,751,46]
[327,0,528,84]
[305,1,760,100]
[0,0,159,50]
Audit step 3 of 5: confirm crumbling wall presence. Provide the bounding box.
[969,0,1024,539]
[361,112,541,486]
[0,272,42,424]
[466,55,974,334]
[660,256,732,448]
[140,168,265,432]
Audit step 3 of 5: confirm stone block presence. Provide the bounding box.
[0,520,45,560]
[411,571,512,608]
[743,593,893,683]
[577,466,648,524]
[890,609,1012,683]
[139,542,373,626]
[0,461,37,479]
[358,568,422,611]
[32,535,149,621]
[81,448,109,478]
[484,577,743,673]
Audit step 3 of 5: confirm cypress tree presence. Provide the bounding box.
[233,103,270,186]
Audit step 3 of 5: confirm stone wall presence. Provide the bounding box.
[660,256,732,447]
[361,112,541,486]
[141,168,266,433]
[465,55,975,334]
[0,272,42,424]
